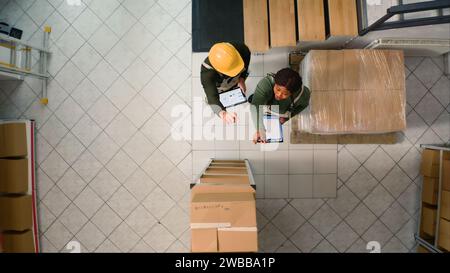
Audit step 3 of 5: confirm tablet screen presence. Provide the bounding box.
[263,115,283,143]
[219,88,247,108]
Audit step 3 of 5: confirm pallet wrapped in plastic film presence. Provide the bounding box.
[296,49,406,134]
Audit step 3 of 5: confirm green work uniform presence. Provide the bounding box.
[200,43,251,115]
[250,74,311,131]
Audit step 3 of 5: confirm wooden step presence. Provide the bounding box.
[297,0,326,41]
[269,0,297,47]
[210,163,246,167]
[212,160,245,164]
[327,0,358,36]
[243,0,270,52]
[205,167,248,175]
[200,175,250,184]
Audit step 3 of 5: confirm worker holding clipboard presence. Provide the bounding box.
[201,42,251,124]
[249,68,310,144]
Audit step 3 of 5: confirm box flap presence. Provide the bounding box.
[192,184,255,195]
[218,228,258,252]
[191,228,218,253]
[192,192,255,203]
[191,193,256,227]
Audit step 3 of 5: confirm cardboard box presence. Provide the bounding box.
[345,91,377,132]
[421,149,441,177]
[311,91,346,132]
[422,177,439,205]
[308,50,344,91]
[218,228,258,252]
[191,192,256,227]
[374,89,406,132]
[440,190,450,221]
[0,123,27,158]
[191,228,217,253]
[443,160,450,191]
[0,195,32,231]
[2,230,35,253]
[0,159,28,193]
[421,205,437,237]
[191,227,258,253]
[438,218,450,251]
[301,49,406,134]
[190,183,258,253]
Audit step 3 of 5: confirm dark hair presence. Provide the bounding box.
[274,68,302,93]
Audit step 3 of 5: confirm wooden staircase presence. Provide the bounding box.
[243,0,359,52]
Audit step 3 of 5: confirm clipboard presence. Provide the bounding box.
[219,88,247,108]
[263,115,283,143]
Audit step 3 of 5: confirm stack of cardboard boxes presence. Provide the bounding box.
[297,49,406,134]
[190,160,258,252]
[439,154,450,251]
[420,149,450,252]
[0,122,37,253]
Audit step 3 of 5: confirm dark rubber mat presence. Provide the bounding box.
[192,0,244,52]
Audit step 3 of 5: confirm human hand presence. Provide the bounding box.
[238,78,247,93]
[219,111,238,124]
[253,131,267,144]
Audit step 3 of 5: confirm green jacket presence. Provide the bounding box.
[250,75,310,131]
[201,43,251,115]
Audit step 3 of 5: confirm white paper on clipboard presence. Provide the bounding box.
[263,115,283,142]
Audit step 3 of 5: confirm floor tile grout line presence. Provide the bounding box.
[412,58,446,91]
[412,90,447,128]
[406,57,426,75]
[273,237,301,253]
[15,7,438,251]
[407,107,436,144]
[58,182,156,253]
[337,146,363,183]
[427,73,450,110]
[281,200,330,249]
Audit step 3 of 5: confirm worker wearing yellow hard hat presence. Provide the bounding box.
[201,42,251,124]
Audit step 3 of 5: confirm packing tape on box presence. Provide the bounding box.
[217,227,257,232]
[190,223,232,229]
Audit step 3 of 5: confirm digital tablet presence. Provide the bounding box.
[219,88,247,108]
[263,115,283,143]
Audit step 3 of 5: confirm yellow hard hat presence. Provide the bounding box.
[209,43,244,77]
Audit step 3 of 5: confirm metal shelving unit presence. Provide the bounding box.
[415,143,450,253]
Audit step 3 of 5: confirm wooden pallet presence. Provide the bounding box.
[290,130,400,144]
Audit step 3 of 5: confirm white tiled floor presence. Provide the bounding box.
[0,0,449,253]
[192,50,338,199]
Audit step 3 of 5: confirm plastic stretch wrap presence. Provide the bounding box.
[297,49,406,134]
